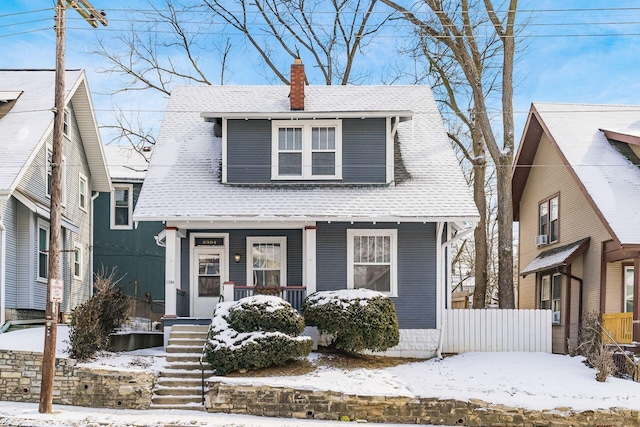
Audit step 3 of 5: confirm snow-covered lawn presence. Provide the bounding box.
[1,325,639,415]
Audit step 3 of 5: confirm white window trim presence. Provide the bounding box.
[37,220,50,283]
[624,265,634,313]
[246,236,287,287]
[78,173,88,212]
[271,119,342,180]
[110,184,134,230]
[347,229,398,297]
[46,147,67,206]
[73,242,82,280]
[63,109,70,138]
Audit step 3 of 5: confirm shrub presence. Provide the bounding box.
[227,297,305,336]
[302,289,399,354]
[205,296,312,376]
[68,268,129,361]
[594,347,616,382]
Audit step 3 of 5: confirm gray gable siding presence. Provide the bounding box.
[316,221,437,329]
[226,118,387,184]
[2,197,18,309]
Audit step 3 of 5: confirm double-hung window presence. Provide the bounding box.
[38,221,50,281]
[73,242,82,280]
[538,195,559,245]
[110,184,133,230]
[272,120,342,180]
[46,148,67,204]
[347,229,397,297]
[624,266,634,313]
[78,173,88,211]
[63,109,70,137]
[247,237,286,287]
[541,273,562,324]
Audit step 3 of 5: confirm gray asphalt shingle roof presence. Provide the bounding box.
[134,85,478,222]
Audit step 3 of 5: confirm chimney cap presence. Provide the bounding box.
[294,58,302,65]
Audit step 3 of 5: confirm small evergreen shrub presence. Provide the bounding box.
[302,289,400,353]
[68,268,129,361]
[205,296,312,376]
[227,297,305,336]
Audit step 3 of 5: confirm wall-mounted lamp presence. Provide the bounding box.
[234,253,241,263]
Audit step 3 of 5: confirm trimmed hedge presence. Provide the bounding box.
[205,296,312,376]
[302,289,399,353]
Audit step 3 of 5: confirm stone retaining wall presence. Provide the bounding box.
[206,381,640,427]
[0,350,154,409]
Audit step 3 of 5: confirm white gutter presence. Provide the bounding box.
[201,110,414,121]
[0,198,6,327]
[133,215,481,224]
[89,191,100,297]
[436,222,477,358]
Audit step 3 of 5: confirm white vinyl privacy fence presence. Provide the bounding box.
[442,309,552,353]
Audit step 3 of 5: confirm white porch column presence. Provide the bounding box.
[164,226,179,318]
[303,226,317,294]
[222,281,235,303]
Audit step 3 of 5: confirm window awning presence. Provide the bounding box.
[520,237,590,277]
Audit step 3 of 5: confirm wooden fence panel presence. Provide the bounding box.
[442,309,552,353]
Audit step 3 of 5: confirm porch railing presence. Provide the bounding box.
[232,285,307,311]
[602,312,633,344]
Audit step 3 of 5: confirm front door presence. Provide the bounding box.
[192,249,225,318]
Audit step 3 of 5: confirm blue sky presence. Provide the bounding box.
[2,1,640,142]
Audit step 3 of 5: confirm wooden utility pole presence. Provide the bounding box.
[39,0,107,414]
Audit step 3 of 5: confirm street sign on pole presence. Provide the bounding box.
[50,279,64,303]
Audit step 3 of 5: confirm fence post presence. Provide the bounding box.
[222,282,235,303]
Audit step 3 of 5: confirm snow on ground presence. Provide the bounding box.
[1,326,640,416]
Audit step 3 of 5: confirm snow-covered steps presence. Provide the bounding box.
[151,324,211,411]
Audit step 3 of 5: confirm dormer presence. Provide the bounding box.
[201,62,413,186]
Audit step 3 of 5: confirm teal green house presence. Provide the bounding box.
[93,145,165,304]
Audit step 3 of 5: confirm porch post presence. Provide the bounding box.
[634,257,640,342]
[164,227,179,318]
[304,226,317,295]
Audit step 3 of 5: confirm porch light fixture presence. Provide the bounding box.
[234,253,241,263]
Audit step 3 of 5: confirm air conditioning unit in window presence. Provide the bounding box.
[535,235,548,246]
[552,311,561,324]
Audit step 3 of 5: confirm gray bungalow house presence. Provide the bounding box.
[133,61,478,357]
[0,70,111,326]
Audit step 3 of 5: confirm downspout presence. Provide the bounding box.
[89,191,100,297]
[436,222,444,358]
[560,267,584,331]
[436,223,477,359]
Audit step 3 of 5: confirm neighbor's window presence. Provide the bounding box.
[38,222,50,281]
[624,266,634,313]
[78,173,88,211]
[347,229,397,297]
[73,243,82,279]
[538,195,559,245]
[63,109,70,137]
[541,273,562,324]
[110,184,133,229]
[46,149,67,204]
[247,237,286,287]
[272,120,342,180]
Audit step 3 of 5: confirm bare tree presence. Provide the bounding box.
[380,0,518,308]
[93,0,394,150]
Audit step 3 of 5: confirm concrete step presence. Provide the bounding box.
[171,324,210,332]
[166,353,203,363]
[166,344,203,354]
[149,403,206,412]
[163,362,208,371]
[156,377,204,387]
[158,369,214,380]
[154,385,203,396]
[168,337,206,347]
[170,331,209,340]
[151,394,204,406]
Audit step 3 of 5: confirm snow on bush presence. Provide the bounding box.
[205,295,312,376]
[302,289,399,354]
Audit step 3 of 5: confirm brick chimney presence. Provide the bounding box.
[290,58,305,111]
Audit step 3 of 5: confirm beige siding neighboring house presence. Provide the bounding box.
[513,103,640,354]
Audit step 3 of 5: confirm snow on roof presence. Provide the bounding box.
[0,69,111,194]
[520,237,590,276]
[533,102,640,244]
[134,85,478,222]
[103,144,150,181]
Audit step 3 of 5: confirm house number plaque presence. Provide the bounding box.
[195,237,224,246]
